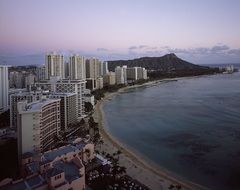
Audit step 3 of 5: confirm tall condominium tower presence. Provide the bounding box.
[115,65,127,85]
[36,65,45,82]
[17,98,61,155]
[0,65,9,113]
[101,61,109,76]
[69,55,86,80]
[45,53,65,79]
[85,58,101,79]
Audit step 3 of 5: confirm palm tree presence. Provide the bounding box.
[175,184,182,190]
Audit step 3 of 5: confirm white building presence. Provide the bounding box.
[36,65,45,82]
[25,73,36,89]
[96,77,103,89]
[0,65,9,113]
[9,71,26,88]
[115,66,127,85]
[45,53,65,80]
[86,58,101,79]
[126,67,138,81]
[69,55,86,80]
[103,72,116,86]
[10,91,42,128]
[17,98,61,156]
[36,79,86,120]
[101,61,109,76]
[137,67,148,80]
[48,93,77,130]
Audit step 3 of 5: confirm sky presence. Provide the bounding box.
[0,0,240,65]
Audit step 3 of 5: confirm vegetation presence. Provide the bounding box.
[0,139,19,180]
[0,110,10,128]
[108,53,208,71]
[92,84,126,101]
[84,102,93,113]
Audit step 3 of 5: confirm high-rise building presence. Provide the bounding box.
[115,66,127,85]
[36,79,86,120]
[9,71,26,88]
[126,67,138,81]
[45,53,65,80]
[69,55,86,80]
[103,72,116,86]
[17,98,61,155]
[64,62,70,79]
[0,65,9,113]
[85,58,100,79]
[10,91,42,128]
[25,73,36,89]
[137,67,148,80]
[102,61,109,76]
[36,65,45,82]
[48,93,77,130]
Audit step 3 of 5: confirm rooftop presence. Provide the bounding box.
[26,98,60,111]
[45,167,63,178]
[0,175,46,190]
[26,161,39,174]
[41,142,86,162]
[53,160,81,183]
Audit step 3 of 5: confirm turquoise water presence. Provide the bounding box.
[103,72,240,190]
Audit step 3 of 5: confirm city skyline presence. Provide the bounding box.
[0,0,240,65]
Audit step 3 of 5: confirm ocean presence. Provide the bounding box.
[103,71,240,190]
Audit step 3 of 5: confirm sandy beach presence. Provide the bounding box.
[93,79,209,190]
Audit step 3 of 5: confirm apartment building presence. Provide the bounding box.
[0,65,9,113]
[48,93,77,130]
[10,91,42,128]
[17,99,61,156]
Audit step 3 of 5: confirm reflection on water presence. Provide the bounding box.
[103,72,240,190]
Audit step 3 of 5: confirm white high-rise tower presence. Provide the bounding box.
[45,53,64,80]
[69,55,86,80]
[0,65,9,113]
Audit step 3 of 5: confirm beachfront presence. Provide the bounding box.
[92,80,208,190]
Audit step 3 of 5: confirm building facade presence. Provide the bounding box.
[10,92,42,128]
[17,99,61,156]
[0,65,9,113]
[102,61,109,76]
[85,58,101,79]
[115,66,127,85]
[126,67,138,81]
[137,67,148,80]
[103,71,116,86]
[48,93,77,130]
[69,55,86,80]
[45,53,65,80]
[0,140,95,190]
[36,79,86,120]
[36,65,45,82]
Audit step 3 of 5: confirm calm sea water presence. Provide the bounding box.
[103,71,240,190]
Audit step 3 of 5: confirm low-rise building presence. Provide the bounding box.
[0,140,94,190]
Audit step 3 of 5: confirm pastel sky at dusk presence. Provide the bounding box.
[0,0,240,65]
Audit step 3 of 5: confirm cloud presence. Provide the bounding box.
[165,44,238,56]
[129,46,138,50]
[211,45,230,53]
[96,48,108,51]
[139,45,148,49]
[227,49,240,55]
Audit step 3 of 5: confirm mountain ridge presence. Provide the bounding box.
[108,53,209,72]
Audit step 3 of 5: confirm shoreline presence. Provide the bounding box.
[93,78,209,190]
